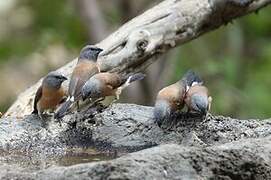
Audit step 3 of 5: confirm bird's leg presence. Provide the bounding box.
[107,89,122,108]
[38,109,44,120]
[86,97,105,109]
[74,111,79,121]
[38,111,48,127]
[76,101,80,112]
[38,113,44,121]
[115,87,123,101]
[93,97,105,105]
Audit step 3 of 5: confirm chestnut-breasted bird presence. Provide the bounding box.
[32,71,67,119]
[54,45,103,119]
[81,72,145,101]
[184,84,212,115]
[153,70,203,126]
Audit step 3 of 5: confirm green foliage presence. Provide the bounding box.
[0,0,88,62]
[0,1,270,118]
[171,6,271,118]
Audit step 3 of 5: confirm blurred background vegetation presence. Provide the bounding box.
[0,0,270,119]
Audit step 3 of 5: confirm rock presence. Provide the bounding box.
[0,104,270,155]
[0,103,271,179]
[1,136,271,179]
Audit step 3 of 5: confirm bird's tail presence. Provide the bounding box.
[182,70,203,87]
[121,73,146,89]
[32,101,38,114]
[153,100,171,126]
[32,108,38,115]
[114,73,145,100]
[54,98,73,119]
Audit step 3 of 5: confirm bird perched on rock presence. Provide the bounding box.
[32,71,67,119]
[153,70,203,126]
[81,72,146,102]
[54,45,103,119]
[184,84,212,116]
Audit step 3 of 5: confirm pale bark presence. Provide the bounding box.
[4,0,271,117]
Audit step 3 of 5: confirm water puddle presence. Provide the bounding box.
[0,148,119,172]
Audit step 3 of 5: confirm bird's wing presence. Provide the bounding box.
[68,76,79,97]
[69,63,99,98]
[32,86,42,114]
[103,73,122,89]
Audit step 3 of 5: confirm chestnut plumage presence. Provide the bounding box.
[32,71,67,119]
[81,72,146,101]
[153,70,203,126]
[54,45,103,119]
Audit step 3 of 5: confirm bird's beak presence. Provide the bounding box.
[61,75,68,81]
[96,48,103,55]
[96,47,103,52]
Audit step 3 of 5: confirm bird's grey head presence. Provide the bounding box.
[81,78,102,100]
[43,71,67,89]
[191,94,208,115]
[79,45,103,62]
[153,100,171,126]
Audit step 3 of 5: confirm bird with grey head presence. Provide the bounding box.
[81,72,146,103]
[54,45,103,119]
[32,71,67,119]
[153,70,203,126]
[184,84,212,116]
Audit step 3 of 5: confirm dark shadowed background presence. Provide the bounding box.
[0,0,270,119]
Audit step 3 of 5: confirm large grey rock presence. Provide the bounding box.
[0,103,271,179]
[0,104,271,155]
[1,136,271,179]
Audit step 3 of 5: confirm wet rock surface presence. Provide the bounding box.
[0,103,271,179]
[1,138,271,179]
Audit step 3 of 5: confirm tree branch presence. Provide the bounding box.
[4,0,271,117]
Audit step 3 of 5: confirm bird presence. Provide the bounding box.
[153,70,203,126]
[54,45,103,119]
[81,72,146,102]
[32,71,67,119]
[0,112,2,118]
[228,0,252,7]
[184,84,212,116]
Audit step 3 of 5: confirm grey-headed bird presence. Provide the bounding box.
[81,72,145,102]
[32,71,67,119]
[153,70,203,126]
[54,45,103,119]
[184,84,212,115]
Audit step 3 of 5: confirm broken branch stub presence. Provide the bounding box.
[5,0,271,117]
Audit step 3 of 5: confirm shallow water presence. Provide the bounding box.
[0,148,117,171]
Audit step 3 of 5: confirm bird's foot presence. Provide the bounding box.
[115,88,123,100]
